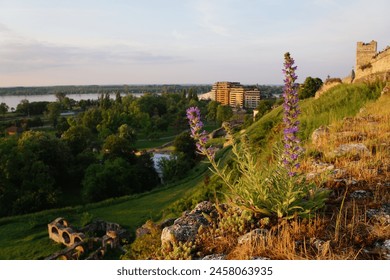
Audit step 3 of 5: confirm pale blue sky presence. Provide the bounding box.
[0,0,388,86]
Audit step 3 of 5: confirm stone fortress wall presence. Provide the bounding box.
[315,40,390,99]
[354,40,390,82]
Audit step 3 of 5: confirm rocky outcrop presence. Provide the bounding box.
[333,143,371,157]
[161,201,215,249]
[311,126,330,146]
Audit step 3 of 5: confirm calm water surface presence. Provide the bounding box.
[0,93,143,110]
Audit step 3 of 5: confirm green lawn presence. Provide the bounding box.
[135,122,219,150]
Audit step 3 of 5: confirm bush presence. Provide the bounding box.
[218,139,329,219]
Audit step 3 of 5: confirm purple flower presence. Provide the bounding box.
[186,106,215,160]
[281,52,302,177]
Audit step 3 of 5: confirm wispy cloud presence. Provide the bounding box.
[195,1,231,37]
[0,24,186,74]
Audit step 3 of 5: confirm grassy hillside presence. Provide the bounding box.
[245,83,382,161]
[126,82,389,260]
[0,82,384,259]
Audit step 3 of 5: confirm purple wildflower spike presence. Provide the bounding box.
[186,106,215,160]
[282,52,302,177]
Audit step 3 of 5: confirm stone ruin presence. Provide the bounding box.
[46,217,128,260]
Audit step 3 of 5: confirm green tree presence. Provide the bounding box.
[216,105,233,125]
[255,99,276,120]
[82,156,159,202]
[0,102,8,119]
[61,125,94,155]
[158,152,193,183]
[0,131,71,216]
[173,131,196,161]
[55,92,66,103]
[206,100,219,123]
[102,134,135,160]
[82,107,103,133]
[46,102,62,127]
[298,77,323,99]
[16,99,30,116]
[118,124,136,143]
[82,158,136,202]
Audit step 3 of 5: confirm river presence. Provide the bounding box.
[0,93,143,110]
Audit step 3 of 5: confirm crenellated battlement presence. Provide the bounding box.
[354,40,390,83]
[356,40,377,69]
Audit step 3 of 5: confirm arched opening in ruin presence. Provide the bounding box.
[62,232,71,244]
[56,218,68,227]
[74,237,82,243]
[51,226,59,235]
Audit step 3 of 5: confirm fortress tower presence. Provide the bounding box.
[356,40,377,69]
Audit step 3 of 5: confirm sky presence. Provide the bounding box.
[0,0,389,87]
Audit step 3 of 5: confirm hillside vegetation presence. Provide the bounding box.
[0,82,387,259]
[125,81,389,260]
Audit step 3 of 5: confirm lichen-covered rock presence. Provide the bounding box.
[136,220,161,238]
[202,254,227,260]
[237,229,268,245]
[374,240,390,260]
[366,203,390,225]
[350,190,373,200]
[190,201,214,215]
[333,143,371,157]
[161,201,215,249]
[311,126,330,146]
[158,218,175,229]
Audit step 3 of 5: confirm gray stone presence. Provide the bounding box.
[305,162,336,180]
[366,203,390,225]
[333,143,371,157]
[202,254,227,260]
[350,190,373,199]
[161,201,215,249]
[158,218,176,229]
[313,162,335,172]
[374,240,390,260]
[189,201,214,215]
[311,126,330,146]
[237,229,268,245]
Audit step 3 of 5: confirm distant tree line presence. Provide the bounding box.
[0,84,212,96]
